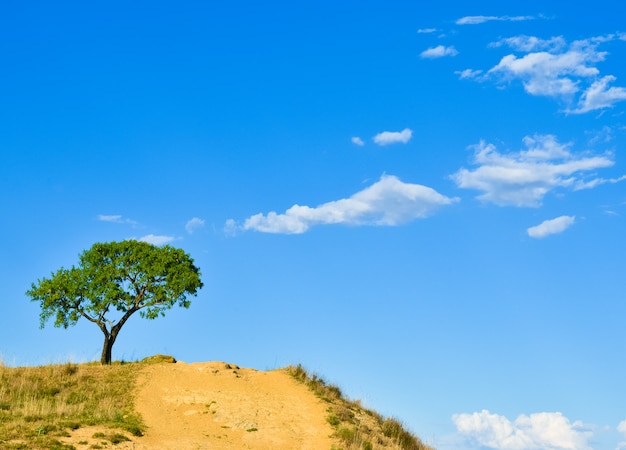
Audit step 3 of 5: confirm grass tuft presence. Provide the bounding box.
[286,364,434,450]
[140,354,177,364]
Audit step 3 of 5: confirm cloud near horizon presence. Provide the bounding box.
[453,410,592,450]
[527,215,576,238]
[97,214,137,225]
[451,134,616,207]
[227,175,458,234]
[461,33,626,113]
[139,234,175,245]
[617,420,626,450]
[373,128,413,146]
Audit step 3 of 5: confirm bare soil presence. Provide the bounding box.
[71,361,341,449]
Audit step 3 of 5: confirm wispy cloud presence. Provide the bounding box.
[417,28,438,34]
[571,75,626,113]
[351,136,365,146]
[456,69,483,79]
[527,215,575,238]
[452,410,592,450]
[617,419,626,450]
[185,217,205,234]
[139,234,175,245]
[451,134,615,207]
[97,214,137,225]
[98,214,123,222]
[489,35,566,52]
[572,173,626,190]
[227,174,458,234]
[456,15,535,25]
[466,34,626,113]
[373,128,413,146]
[420,45,458,59]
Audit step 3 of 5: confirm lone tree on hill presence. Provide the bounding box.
[26,240,203,364]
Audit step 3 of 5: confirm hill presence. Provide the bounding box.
[0,357,434,450]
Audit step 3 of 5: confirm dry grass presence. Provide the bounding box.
[0,361,144,449]
[0,358,433,449]
[286,364,435,450]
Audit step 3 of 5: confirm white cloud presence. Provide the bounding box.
[139,234,175,245]
[420,45,458,59]
[617,419,626,450]
[527,215,576,238]
[451,134,615,206]
[98,214,123,222]
[185,217,205,234]
[351,136,365,146]
[456,15,535,25]
[223,219,239,237]
[586,125,613,146]
[230,175,458,234]
[569,75,626,114]
[573,174,626,190]
[480,34,626,112]
[490,35,566,52]
[97,214,137,225]
[453,410,592,450]
[417,28,437,34]
[457,69,483,79]
[373,128,413,146]
[488,49,600,96]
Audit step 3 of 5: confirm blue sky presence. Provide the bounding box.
[1,1,626,449]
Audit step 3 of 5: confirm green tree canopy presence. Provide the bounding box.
[26,240,203,364]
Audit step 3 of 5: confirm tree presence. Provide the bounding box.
[26,240,203,364]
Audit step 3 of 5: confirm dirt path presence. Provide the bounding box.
[132,361,340,449]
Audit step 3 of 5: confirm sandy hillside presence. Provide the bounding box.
[78,361,341,449]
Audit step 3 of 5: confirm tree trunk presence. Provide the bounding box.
[101,333,116,365]
[98,309,133,365]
